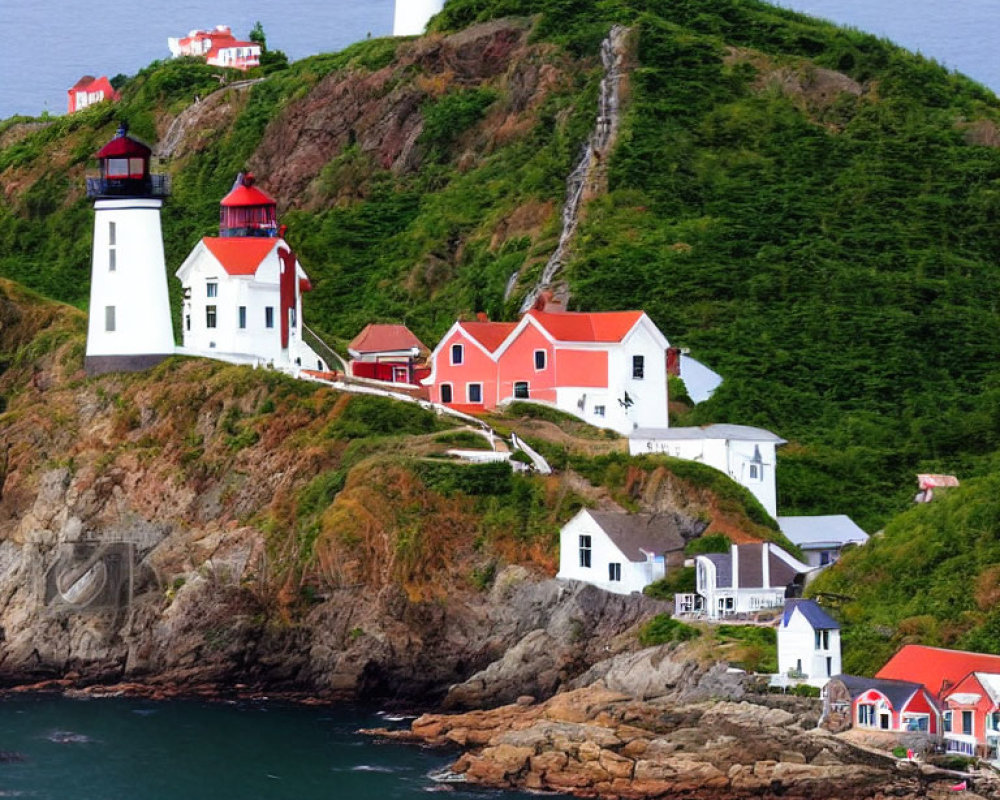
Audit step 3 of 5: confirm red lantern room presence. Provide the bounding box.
[219,173,278,238]
[87,123,169,199]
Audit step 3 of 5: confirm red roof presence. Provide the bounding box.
[72,75,97,89]
[349,324,427,356]
[202,237,276,276]
[221,174,276,208]
[527,309,644,342]
[460,321,518,353]
[95,132,151,159]
[876,645,1000,699]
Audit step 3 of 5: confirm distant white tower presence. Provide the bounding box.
[393,0,445,36]
[84,124,175,375]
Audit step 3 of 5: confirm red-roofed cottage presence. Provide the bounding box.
[348,324,430,386]
[175,173,325,372]
[423,299,669,433]
[941,672,1000,758]
[67,76,119,114]
[167,26,261,70]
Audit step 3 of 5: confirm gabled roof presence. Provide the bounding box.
[349,324,427,356]
[459,321,518,353]
[584,510,687,562]
[202,237,276,276]
[71,75,98,89]
[782,598,840,630]
[876,645,1000,699]
[526,309,644,343]
[630,424,786,444]
[777,515,869,549]
[835,674,927,710]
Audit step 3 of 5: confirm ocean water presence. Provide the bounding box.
[0,694,555,800]
[0,0,997,121]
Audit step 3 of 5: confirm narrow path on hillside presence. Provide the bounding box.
[506,25,632,311]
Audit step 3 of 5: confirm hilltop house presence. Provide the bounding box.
[556,509,691,595]
[67,76,118,114]
[776,599,841,687]
[175,173,324,373]
[777,515,869,568]
[629,425,785,519]
[424,300,670,435]
[168,26,261,70]
[823,675,941,737]
[348,324,430,387]
[676,542,813,619]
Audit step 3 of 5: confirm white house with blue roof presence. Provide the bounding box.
[777,598,841,688]
[777,515,869,568]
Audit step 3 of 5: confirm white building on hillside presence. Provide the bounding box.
[676,542,813,619]
[629,425,786,519]
[85,125,174,375]
[777,598,841,687]
[777,515,869,568]
[393,0,445,36]
[556,509,689,595]
[175,174,325,373]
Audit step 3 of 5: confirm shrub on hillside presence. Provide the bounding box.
[638,613,700,647]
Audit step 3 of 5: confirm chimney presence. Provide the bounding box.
[666,347,681,377]
[476,311,489,322]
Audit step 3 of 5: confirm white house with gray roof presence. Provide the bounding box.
[777,515,869,568]
[556,509,691,595]
[629,424,786,519]
[777,598,842,687]
[676,542,814,619]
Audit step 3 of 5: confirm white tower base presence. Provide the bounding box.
[393,0,445,36]
[85,198,176,375]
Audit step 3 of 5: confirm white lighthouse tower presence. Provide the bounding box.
[85,124,175,375]
[393,0,445,36]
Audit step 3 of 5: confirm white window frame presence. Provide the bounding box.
[206,305,217,329]
[238,306,247,329]
[632,354,645,379]
[903,714,929,733]
[513,381,529,399]
[450,343,464,365]
[206,281,218,298]
[608,562,621,582]
[534,349,546,370]
[265,306,274,329]
[467,383,483,404]
[579,535,592,568]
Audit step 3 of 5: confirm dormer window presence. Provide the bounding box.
[451,343,464,365]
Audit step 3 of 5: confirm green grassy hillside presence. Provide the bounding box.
[2,0,1000,540]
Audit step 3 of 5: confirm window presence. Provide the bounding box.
[632,355,645,379]
[904,715,929,732]
[467,383,483,404]
[206,282,218,298]
[594,405,606,417]
[108,221,116,246]
[991,712,1000,732]
[944,711,952,733]
[108,248,116,272]
[814,630,830,650]
[858,704,876,727]
[514,381,529,399]
[451,343,464,365]
[963,710,974,735]
[826,656,832,677]
[820,550,832,566]
[265,306,274,328]
[104,305,115,332]
[534,350,546,370]
[206,305,217,329]
[578,535,592,568]
[108,221,116,272]
[185,314,191,332]
[608,562,621,582]
[749,463,761,480]
[238,306,247,329]
[440,384,453,404]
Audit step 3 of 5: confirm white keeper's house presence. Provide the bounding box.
[175,173,326,373]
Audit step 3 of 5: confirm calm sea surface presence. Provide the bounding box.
[0,0,997,120]
[0,694,556,800]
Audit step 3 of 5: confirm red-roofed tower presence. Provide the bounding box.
[85,123,175,375]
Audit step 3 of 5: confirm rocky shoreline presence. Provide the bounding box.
[366,647,1000,800]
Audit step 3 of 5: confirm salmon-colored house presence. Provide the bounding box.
[424,300,670,433]
[67,76,119,114]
